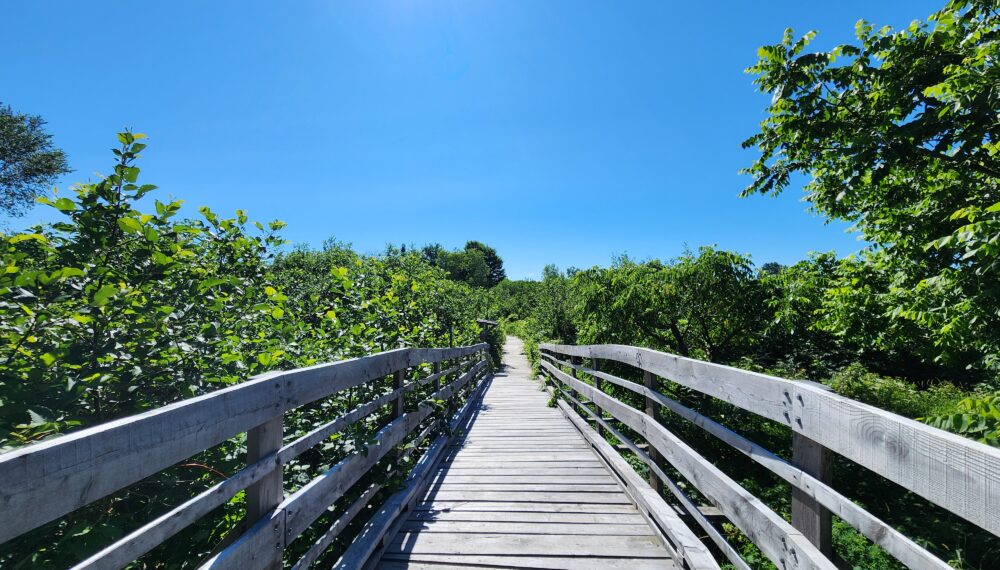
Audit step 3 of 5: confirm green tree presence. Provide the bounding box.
[0,104,70,217]
[538,264,575,342]
[758,253,853,377]
[574,248,767,362]
[440,247,490,287]
[464,240,506,286]
[742,0,1000,370]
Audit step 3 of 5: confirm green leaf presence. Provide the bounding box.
[53,198,76,211]
[117,218,143,234]
[92,285,119,306]
[199,277,229,291]
[9,233,47,244]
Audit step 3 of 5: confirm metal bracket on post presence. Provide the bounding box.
[246,416,284,570]
[643,370,663,495]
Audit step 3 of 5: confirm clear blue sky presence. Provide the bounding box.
[4,1,941,279]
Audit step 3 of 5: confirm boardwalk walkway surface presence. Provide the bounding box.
[377,337,678,569]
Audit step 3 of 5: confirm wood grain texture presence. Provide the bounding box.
[554,384,750,570]
[203,359,488,570]
[376,337,689,570]
[541,343,1000,537]
[555,399,719,569]
[542,351,958,569]
[335,369,494,570]
[542,359,836,570]
[0,347,412,543]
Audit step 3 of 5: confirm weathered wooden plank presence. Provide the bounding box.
[555,398,720,570]
[434,475,616,484]
[642,370,663,495]
[203,412,426,570]
[435,467,610,476]
[376,338,687,570]
[67,366,482,570]
[277,384,408,462]
[203,361,487,570]
[557,386,750,570]
[71,451,278,570]
[421,490,634,504]
[289,482,384,570]
[334,367,493,570]
[547,353,953,570]
[398,520,654,535]
[792,432,832,558]
[407,344,487,368]
[542,360,835,570]
[290,411,451,570]
[413,501,642,513]
[378,555,674,570]
[441,460,605,468]
[335,434,452,570]
[409,510,648,524]
[417,363,462,388]
[542,344,1000,537]
[283,362,487,541]
[0,347,415,543]
[245,417,283,570]
[383,532,669,558]
[426,483,623,492]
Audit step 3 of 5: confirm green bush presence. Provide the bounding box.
[0,133,492,567]
[828,364,965,419]
[923,393,1000,447]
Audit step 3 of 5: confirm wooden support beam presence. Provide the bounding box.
[393,369,406,419]
[792,433,833,558]
[246,416,284,570]
[569,356,580,402]
[593,358,604,438]
[643,370,662,496]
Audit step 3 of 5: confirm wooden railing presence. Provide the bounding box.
[0,343,491,569]
[539,343,1000,570]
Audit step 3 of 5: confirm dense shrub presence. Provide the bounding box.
[828,364,966,419]
[0,133,491,567]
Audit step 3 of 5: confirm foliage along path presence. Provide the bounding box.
[377,337,678,569]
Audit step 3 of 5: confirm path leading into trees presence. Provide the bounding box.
[376,337,679,569]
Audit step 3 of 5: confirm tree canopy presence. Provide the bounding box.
[0,104,70,217]
[742,0,1000,369]
[423,240,506,288]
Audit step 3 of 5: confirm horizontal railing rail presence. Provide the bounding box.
[539,343,1000,570]
[0,342,491,569]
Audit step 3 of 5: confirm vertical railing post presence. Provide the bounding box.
[792,435,833,557]
[643,370,663,495]
[246,416,284,569]
[570,356,581,408]
[393,368,406,419]
[433,361,442,392]
[593,358,604,438]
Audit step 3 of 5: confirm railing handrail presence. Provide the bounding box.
[539,342,1000,570]
[0,342,490,569]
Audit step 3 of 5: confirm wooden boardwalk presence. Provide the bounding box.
[377,338,678,569]
[7,336,996,569]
